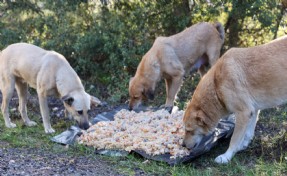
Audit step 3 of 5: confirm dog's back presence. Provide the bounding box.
[158,22,223,55]
[0,43,72,89]
[0,43,48,67]
[152,22,224,71]
[169,22,224,46]
[214,35,287,110]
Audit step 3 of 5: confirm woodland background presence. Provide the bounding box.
[0,0,287,106]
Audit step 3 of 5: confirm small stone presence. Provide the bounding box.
[52,107,59,111]
[9,160,15,164]
[142,160,150,164]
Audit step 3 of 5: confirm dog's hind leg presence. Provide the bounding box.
[15,79,37,127]
[1,77,16,128]
[241,110,260,150]
[196,54,209,77]
[201,48,221,76]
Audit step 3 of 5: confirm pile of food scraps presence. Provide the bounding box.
[78,109,190,159]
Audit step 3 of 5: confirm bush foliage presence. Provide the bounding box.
[0,0,286,105]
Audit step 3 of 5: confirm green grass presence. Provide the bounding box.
[0,109,286,176]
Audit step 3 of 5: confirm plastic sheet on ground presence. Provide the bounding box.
[51,106,235,165]
[51,125,82,145]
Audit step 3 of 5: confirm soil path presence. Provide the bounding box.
[0,141,123,176]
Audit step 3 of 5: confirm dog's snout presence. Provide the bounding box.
[128,102,133,111]
[182,142,186,148]
[79,122,90,130]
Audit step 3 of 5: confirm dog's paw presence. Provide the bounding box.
[159,104,173,113]
[164,106,173,113]
[215,154,230,164]
[99,101,108,107]
[5,122,17,128]
[45,128,55,134]
[25,121,37,127]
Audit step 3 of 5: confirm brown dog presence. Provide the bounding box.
[183,36,287,163]
[0,43,102,133]
[129,22,225,112]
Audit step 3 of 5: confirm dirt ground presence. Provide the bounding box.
[0,141,124,176]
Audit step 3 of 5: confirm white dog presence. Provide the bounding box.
[0,43,102,133]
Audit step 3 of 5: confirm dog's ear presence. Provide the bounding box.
[195,116,206,127]
[87,93,107,107]
[90,95,102,107]
[195,114,211,133]
[143,88,155,100]
[62,95,74,106]
[195,113,213,132]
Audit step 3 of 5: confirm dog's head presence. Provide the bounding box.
[62,91,102,130]
[182,104,212,149]
[128,76,155,110]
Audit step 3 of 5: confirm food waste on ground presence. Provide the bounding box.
[78,109,190,159]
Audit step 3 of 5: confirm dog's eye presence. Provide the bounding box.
[77,110,83,115]
[186,130,195,136]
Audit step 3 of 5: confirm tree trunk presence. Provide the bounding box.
[166,0,192,35]
[225,0,247,47]
[273,2,285,39]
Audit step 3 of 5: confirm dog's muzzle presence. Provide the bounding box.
[79,122,90,130]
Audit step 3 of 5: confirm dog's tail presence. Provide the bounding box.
[214,22,225,43]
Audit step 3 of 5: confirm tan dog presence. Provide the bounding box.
[129,22,225,112]
[183,36,287,163]
[0,43,102,133]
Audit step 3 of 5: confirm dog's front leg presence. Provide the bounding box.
[38,94,55,133]
[164,76,183,113]
[215,110,252,164]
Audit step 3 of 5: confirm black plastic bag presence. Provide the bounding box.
[51,106,235,165]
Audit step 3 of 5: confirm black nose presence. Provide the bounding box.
[79,122,90,130]
[128,106,133,111]
[182,142,186,148]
